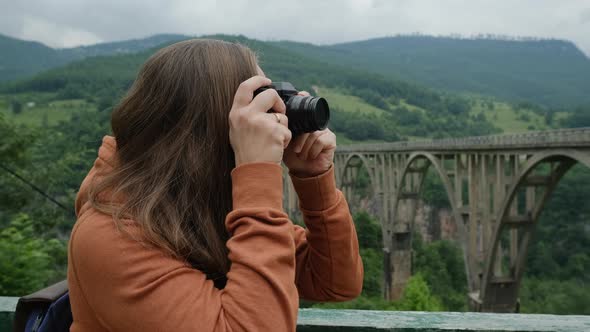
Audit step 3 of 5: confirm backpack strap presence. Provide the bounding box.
[37,293,72,332]
[13,280,68,332]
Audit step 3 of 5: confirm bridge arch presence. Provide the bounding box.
[395,152,462,222]
[336,153,378,210]
[338,153,377,189]
[479,149,590,312]
[394,153,464,237]
[385,152,469,300]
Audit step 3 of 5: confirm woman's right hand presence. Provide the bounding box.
[229,76,292,167]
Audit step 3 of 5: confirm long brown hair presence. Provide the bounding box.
[89,39,259,284]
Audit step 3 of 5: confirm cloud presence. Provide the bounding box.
[20,15,102,48]
[0,0,589,55]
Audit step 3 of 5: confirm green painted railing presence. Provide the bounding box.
[1,297,17,332]
[2,296,590,331]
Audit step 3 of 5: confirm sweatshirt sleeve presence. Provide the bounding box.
[68,162,298,332]
[290,165,364,302]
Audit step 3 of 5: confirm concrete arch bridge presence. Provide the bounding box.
[283,128,590,312]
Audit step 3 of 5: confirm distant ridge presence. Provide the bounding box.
[325,33,588,57]
[273,35,590,107]
[2,33,590,107]
[60,34,190,58]
[1,34,504,140]
[0,33,190,82]
[0,34,69,82]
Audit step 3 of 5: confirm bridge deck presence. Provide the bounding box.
[337,127,590,152]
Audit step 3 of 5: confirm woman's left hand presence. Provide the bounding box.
[283,92,336,177]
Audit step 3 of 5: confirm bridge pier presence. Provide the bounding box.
[388,228,412,300]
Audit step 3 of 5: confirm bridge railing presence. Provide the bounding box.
[337,127,590,152]
[1,296,589,331]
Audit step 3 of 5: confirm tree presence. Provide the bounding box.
[359,248,383,297]
[10,100,22,114]
[0,114,37,215]
[544,110,555,126]
[520,278,590,315]
[421,172,451,208]
[353,211,382,250]
[391,274,444,311]
[562,105,590,128]
[0,214,64,296]
[0,113,34,164]
[413,238,468,311]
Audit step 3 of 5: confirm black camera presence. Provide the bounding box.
[254,82,330,135]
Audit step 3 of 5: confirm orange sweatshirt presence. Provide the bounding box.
[67,136,363,332]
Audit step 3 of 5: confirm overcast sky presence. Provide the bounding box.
[1,0,589,55]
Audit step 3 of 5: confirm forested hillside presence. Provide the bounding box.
[4,33,590,109]
[0,35,500,141]
[0,33,188,82]
[60,34,188,59]
[0,34,588,314]
[274,35,590,108]
[0,34,71,82]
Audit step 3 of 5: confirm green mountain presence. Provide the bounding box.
[60,34,189,58]
[0,35,499,141]
[3,34,589,109]
[273,36,590,108]
[0,33,189,82]
[0,34,71,82]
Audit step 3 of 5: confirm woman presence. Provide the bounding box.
[68,39,363,332]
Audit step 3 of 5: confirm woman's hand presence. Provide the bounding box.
[230,76,292,166]
[283,92,336,177]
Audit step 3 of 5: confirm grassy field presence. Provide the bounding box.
[315,86,571,135]
[316,86,428,116]
[0,89,571,144]
[316,86,574,140]
[469,100,568,133]
[0,94,95,127]
[314,86,571,144]
[315,86,387,115]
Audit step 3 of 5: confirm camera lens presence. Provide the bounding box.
[285,96,330,134]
